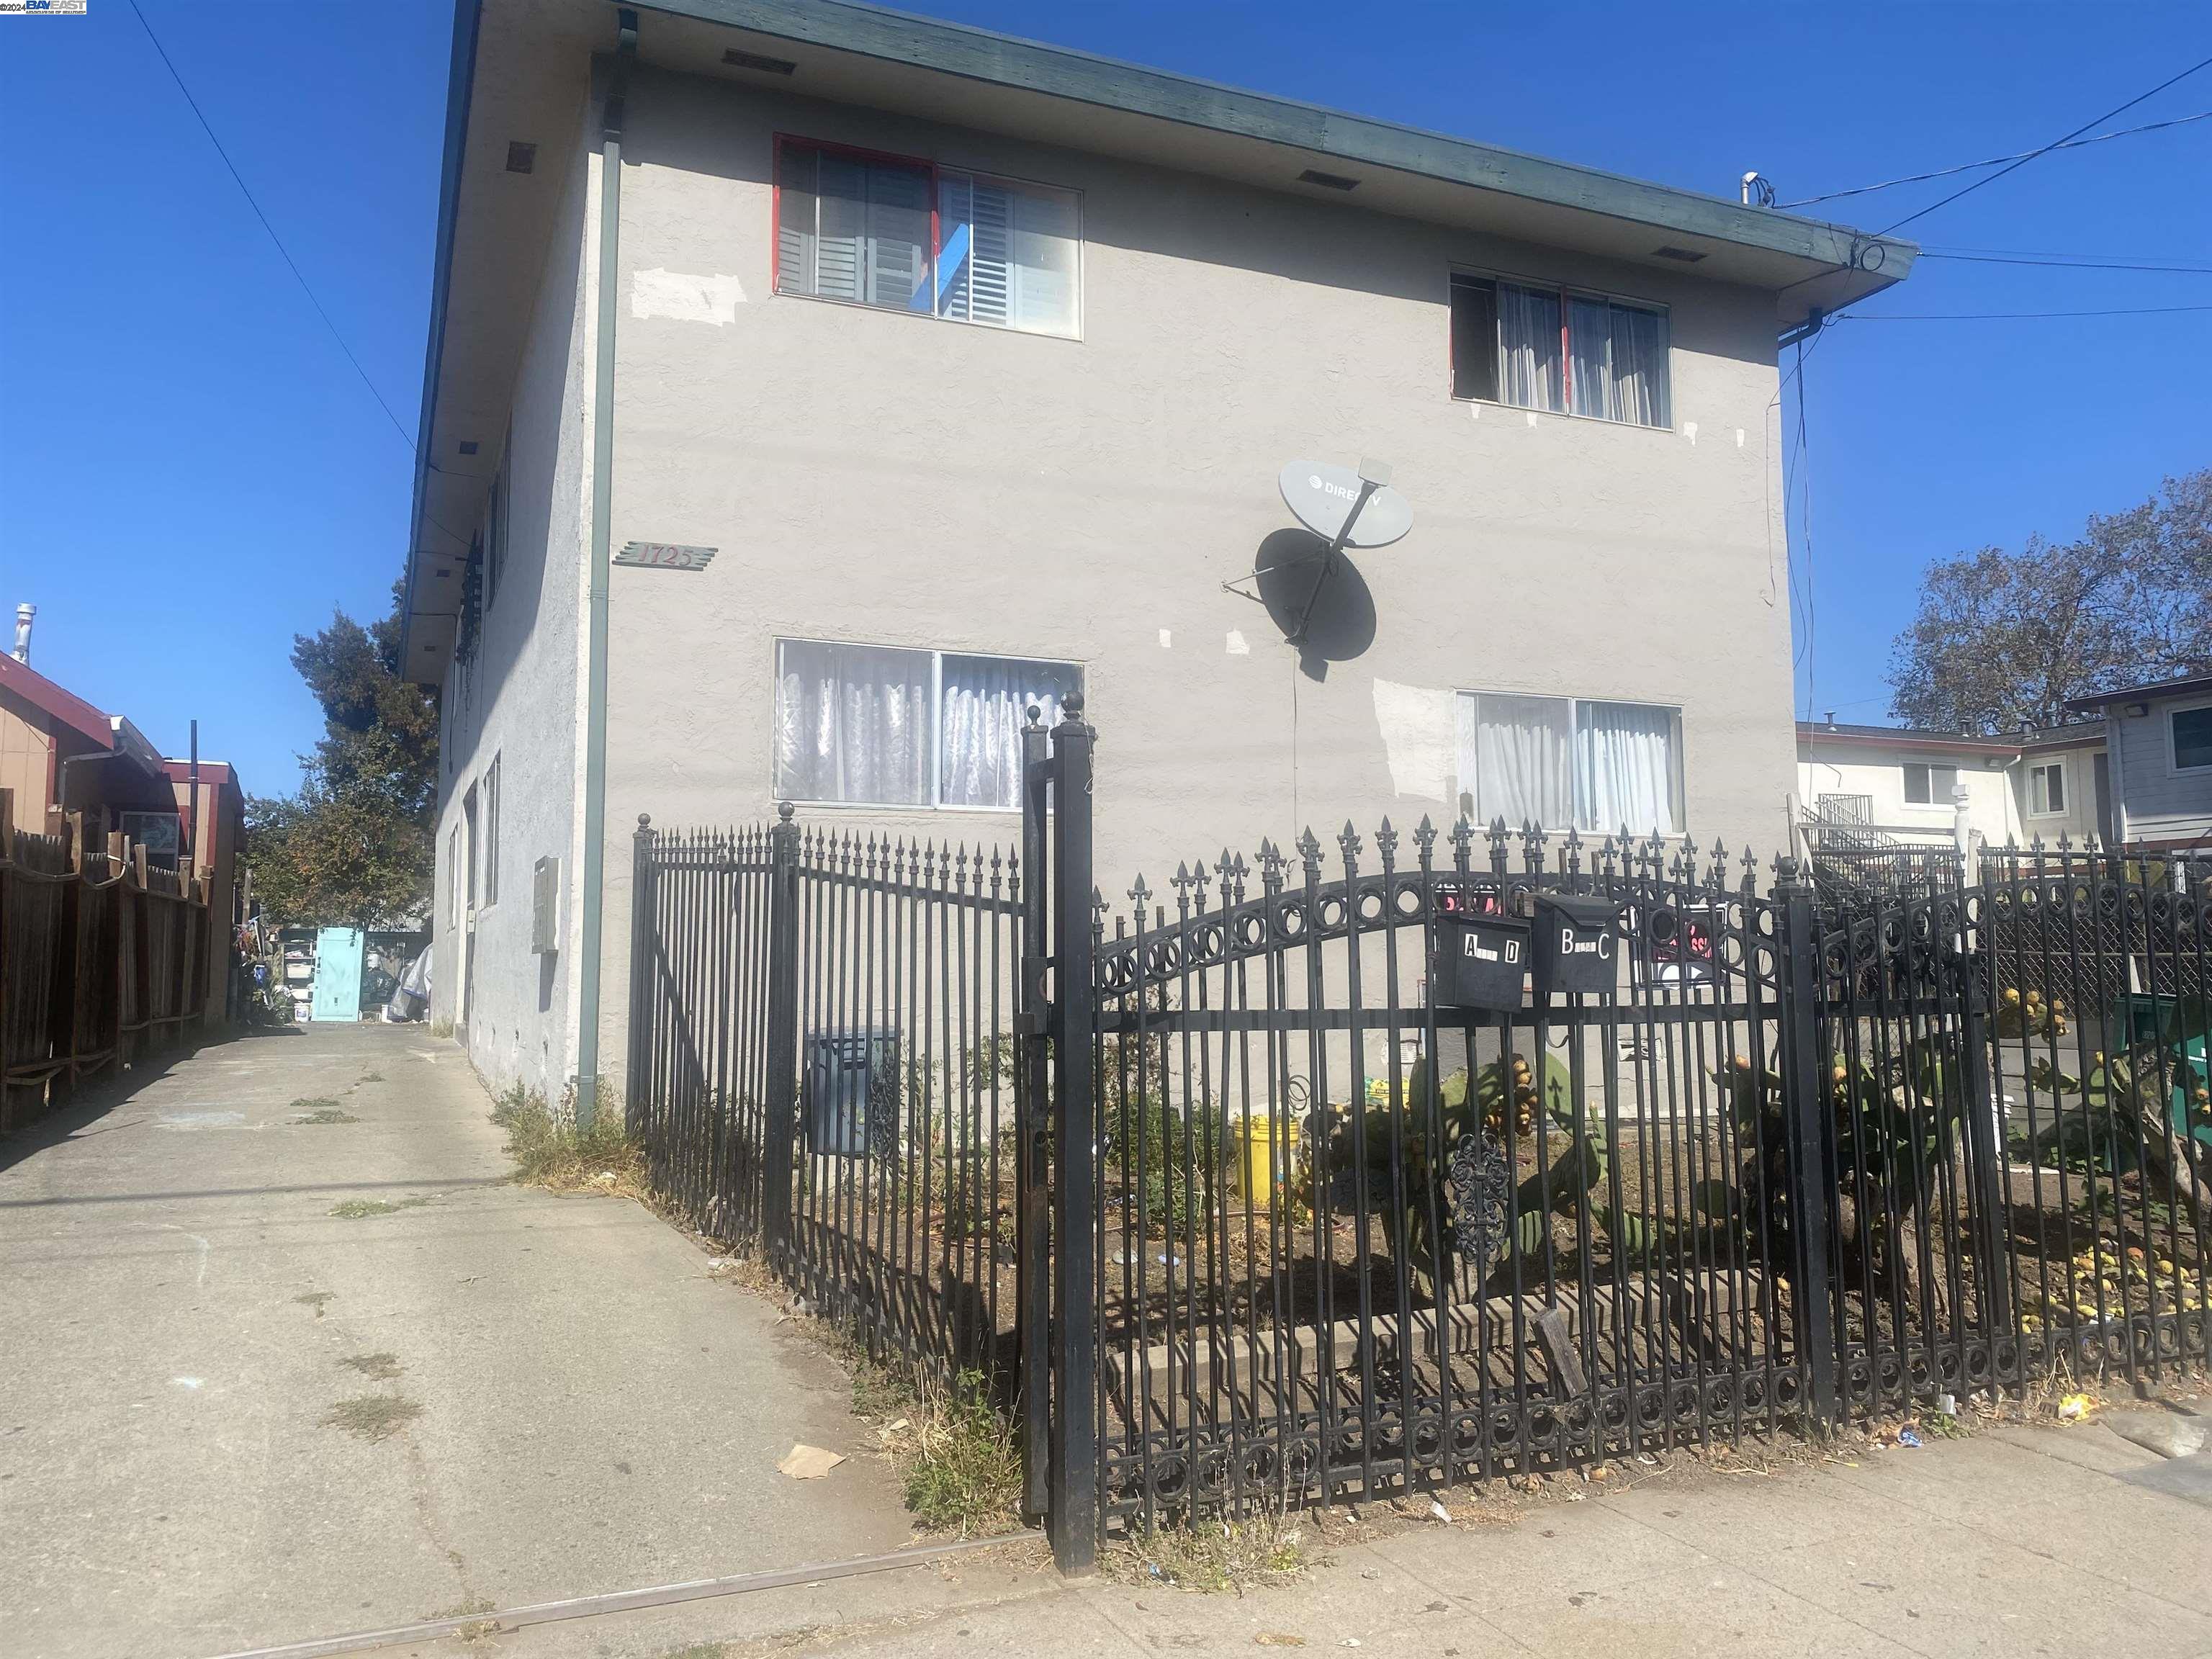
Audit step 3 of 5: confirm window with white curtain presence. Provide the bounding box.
[1456,691,1682,835]
[1449,272,1671,428]
[773,639,1081,809]
[775,138,1081,339]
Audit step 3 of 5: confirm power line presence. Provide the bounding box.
[1778,108,2212,208]
[1844,302,2212,320]
[1928,239,2212,261]
[1876,54,2212,235]
[1917,251,2212,274]
[127,0,416,454]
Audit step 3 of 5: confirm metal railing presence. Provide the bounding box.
[626,706,2210,1571]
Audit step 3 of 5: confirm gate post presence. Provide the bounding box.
[1047,696,1099,1575]
[1776,857,1840,1426]
[1954,886,2016,1356]
[626,815,655,1138]
[1017,708,1053,1524]
[763,802,801,1269]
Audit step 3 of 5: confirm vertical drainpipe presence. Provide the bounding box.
[574,8,637,1129]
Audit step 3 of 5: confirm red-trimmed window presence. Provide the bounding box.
[774,137,1080,339]
[1449,272,1670,428]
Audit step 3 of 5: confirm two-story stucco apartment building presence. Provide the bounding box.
[402,0,1915,1102]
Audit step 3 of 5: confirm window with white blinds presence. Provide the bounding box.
[775,138,1080,339]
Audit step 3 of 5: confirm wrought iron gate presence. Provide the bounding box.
[629,701,2211,1575]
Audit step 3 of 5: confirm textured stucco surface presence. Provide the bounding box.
[432,94,593,1102]
[573,67,1800,1087]
[436,62,1810,1095]
[1797,739,2026,845]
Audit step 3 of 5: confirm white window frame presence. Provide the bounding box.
[1454,688,1686,835]
[771,637,1084,813]
[480,754,501,907]
[2166,698,2212,775]
[2027,757,2067,818]
[1901,761,1959,808]
[1447,266,1673,431]
[771,134,1085,343]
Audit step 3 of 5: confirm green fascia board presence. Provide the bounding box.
[631,0,1917,281]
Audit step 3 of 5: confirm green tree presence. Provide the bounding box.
[1888,469,2211,735]
[245,583,439,928]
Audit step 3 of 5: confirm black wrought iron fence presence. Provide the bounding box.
[1084,822,1816,1534]
[626,809,1031,1390]
[625,703,2211,1578]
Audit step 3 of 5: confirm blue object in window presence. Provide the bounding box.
[932,221,971,310]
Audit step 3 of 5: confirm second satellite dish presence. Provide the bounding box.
[1279,460,1412,549]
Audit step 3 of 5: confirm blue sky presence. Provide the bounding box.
[3,1,2207,794]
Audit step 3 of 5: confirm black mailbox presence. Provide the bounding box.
[1431,912,1530,1012]
[804,1029,899,1159]
[1533,893,1622,997]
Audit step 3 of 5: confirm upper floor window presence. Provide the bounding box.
[774,138,1080,339]
[1449,272,1670,428]
[1902,762,1957,806]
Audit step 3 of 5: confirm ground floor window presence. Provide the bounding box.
[1455,691,1681,835]
[773,638,1081,810]
[2172,704,2212,772]
[2028,760,2066,817]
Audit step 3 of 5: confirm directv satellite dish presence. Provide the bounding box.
[1279,459,1412,549]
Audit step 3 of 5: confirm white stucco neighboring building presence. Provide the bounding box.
[399,0,1918,1102]
[1795,719,2110,853]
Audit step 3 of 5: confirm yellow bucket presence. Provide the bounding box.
[1234,1112,1300,1200]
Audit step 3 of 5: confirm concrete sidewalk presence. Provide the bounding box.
[693,1413,2212,1659]
[7,1024,2210,1659]
[0,1024,1009,1659]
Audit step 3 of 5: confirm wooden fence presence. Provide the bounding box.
[2,789,212,1130]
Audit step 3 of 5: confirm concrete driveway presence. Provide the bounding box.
[0,1023,953,1659]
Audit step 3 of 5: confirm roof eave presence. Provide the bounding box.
[634,0,1917,292]
[399,0,485,684]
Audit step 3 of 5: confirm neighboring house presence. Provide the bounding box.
[2065,672,2212,853]
[400,0,1916,1100]
[165,759,248,1024]
[1,639,181,845]
[1796,719,2110,852]
[0,616,244,1027]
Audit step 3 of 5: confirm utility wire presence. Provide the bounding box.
[1843,302,2212,320]
[1876,55,2212,235]
[128,0,416,454]
[1917,251,2212,274]
[1779,107,2212,207]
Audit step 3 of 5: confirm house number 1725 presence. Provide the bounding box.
[614,541,719,572]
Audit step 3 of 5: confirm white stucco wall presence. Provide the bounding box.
[562,67,1806,1090]
[2009,740,2105,845]
[1797,739,2023,845]
[431,111,594,1102]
